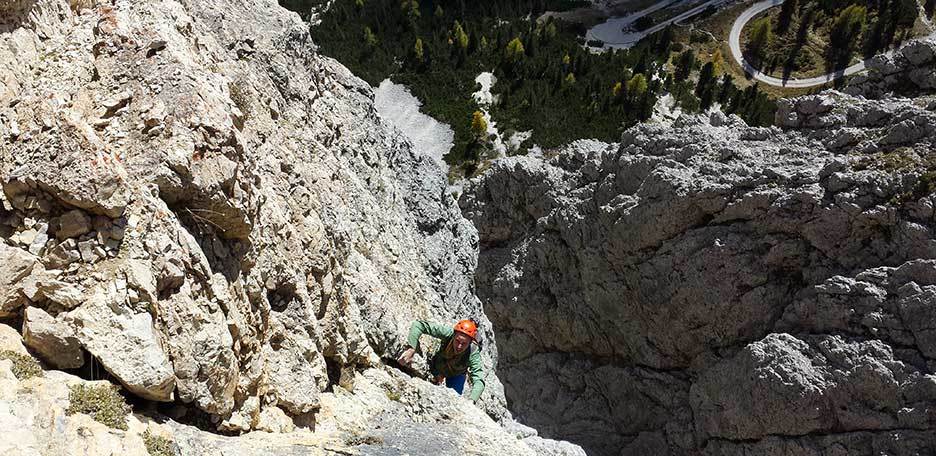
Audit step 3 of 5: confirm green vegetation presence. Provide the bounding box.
[853,148,936,204]
[66,383,132,430]
[745,0,920,78]
[281,0,778,177]
[747,16,773,61]
[384,389,402,402]
[143,430,175,456]
[0,350,43,380]
[470,110,488,140]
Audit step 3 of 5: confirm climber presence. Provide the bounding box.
[397,319,486,402]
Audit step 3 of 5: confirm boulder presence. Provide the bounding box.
[21,268,85,310]
[255,406,294,433]
[54,210,91,240]
[0,243,37,317]
[0,323,28,355]
[22,306,83,369]
[70,291,175,401]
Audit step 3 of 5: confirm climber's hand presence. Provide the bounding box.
[397,347,416,367]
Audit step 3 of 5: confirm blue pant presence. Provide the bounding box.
[445,373,466,395]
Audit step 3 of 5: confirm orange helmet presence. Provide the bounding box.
[453,319,478,340]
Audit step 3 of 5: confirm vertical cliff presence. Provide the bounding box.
[461,39,936,455]
[0,0,585,454]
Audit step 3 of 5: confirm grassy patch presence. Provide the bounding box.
[143,430,175,456]
[0,350,42,380]
[741,0,921,79]
[384,389,402,402]
[693,4,820,98]
[66,383,132,430]
[853,147,918,172]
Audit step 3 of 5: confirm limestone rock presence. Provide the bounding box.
[0,0,529,442]
[255,406,295,433]
[523,436,589,456]
[0,344,557,456]
[691,333,935,440]
[22,306,83,369]
[20,268,84,310]
[461,57,936,453]
[845,37,936,97]
[54,210,91,240]
[0,242,37,317]
[0,323,28,355]
[70,290,175,401]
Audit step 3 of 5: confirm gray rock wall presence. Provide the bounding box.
[0,0,541,443]
[461,40,936,455]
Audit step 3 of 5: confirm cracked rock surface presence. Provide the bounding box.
[460,38,936,456]
[0,0,584,454]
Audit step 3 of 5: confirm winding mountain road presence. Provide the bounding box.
[728,0,874,88]
[587,0,731,49]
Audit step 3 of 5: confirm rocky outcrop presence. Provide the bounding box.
[0,0,585,453]
[845,37,936,98]
[22,306,84,369]
[0,0,483,419]
[461,49,936,453]
[0,323,552,456]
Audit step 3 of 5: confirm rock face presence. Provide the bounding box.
[0,0,482,417]
[0,323,552,456]
[846,38,936,98]
[460,41,936,455]
[0,325,564,456]
[0,0,589,453]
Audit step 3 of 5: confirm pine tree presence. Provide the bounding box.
[363,26,378,47]
[674,49,696,81]
[545,21,557,39]
[626,73,648,100]
[711,49,724,75]
[777,0,796,33]
[506,37,525,64]
[830,5,866,49]
[717,73,735,104]
[471,111,488,141]
[696,62,716,95]
[401,0,420,19]
[747,17,772,61]
[453,21,469,50]
[696,62,716,110]
[414,37,424,62]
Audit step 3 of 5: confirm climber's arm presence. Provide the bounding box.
[406,320,454,349]
[467,349,486,401]
[398,320,454,366]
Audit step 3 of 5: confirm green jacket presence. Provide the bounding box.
[407,320,485,401]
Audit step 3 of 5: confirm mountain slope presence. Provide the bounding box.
[461,37,936,455]
[0,0,582,453]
